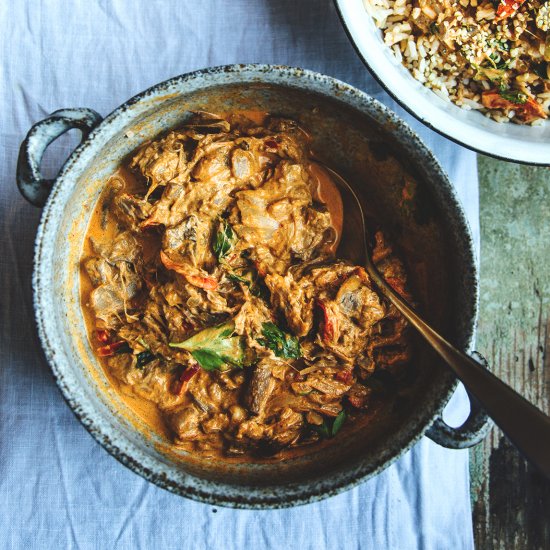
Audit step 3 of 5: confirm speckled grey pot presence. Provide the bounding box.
[17,65,490,509]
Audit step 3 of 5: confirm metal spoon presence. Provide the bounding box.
[322,163,550,478]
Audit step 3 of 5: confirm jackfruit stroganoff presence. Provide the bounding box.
[81,111,412,458]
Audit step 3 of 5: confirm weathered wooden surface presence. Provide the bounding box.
[471,156,550,550]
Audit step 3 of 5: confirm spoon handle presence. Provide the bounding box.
[368,267,550,478]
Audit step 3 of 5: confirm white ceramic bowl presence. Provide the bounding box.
[335,0,550,165]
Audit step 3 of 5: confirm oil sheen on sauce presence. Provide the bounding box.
[81,167,170,438]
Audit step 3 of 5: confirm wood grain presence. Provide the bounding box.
[472,156,550,550]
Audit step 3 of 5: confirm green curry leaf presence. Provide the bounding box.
[115,342,132,354]
[189,349,227,371]
[227,270,270,301]
[314,420,331,439]
[498,86,528,104]
[331,410,347,436]
[169,322,244,371]
[136,350,155,369]
[257,322,301,359]
[213,219,235,261]
[227,272,249,285]
[314,410,347,439]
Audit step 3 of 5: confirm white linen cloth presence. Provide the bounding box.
[0,1,479,548]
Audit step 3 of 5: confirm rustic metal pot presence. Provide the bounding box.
[17,64,490,508]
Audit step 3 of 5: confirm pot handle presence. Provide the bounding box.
[17,108,103,207]
[426,352,493,449]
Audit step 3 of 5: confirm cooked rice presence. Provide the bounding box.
[363,0,550,124]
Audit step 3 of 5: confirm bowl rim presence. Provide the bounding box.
[32,63,477,508]
[333,0,550,166]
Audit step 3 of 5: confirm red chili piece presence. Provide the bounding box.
[186,274,218,291]
[265,139,278,149]
[96,340,127,357]
[95,329,111,343]
[496,0,525,19]
[316,300,335,342]
[171,364,200,395]
[335,369,353,384]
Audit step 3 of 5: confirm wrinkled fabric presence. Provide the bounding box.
[0,1,478,549]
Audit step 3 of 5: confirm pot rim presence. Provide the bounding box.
[32,63,477,508]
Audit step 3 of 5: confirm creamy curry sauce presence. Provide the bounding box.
[80,111,412,459]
